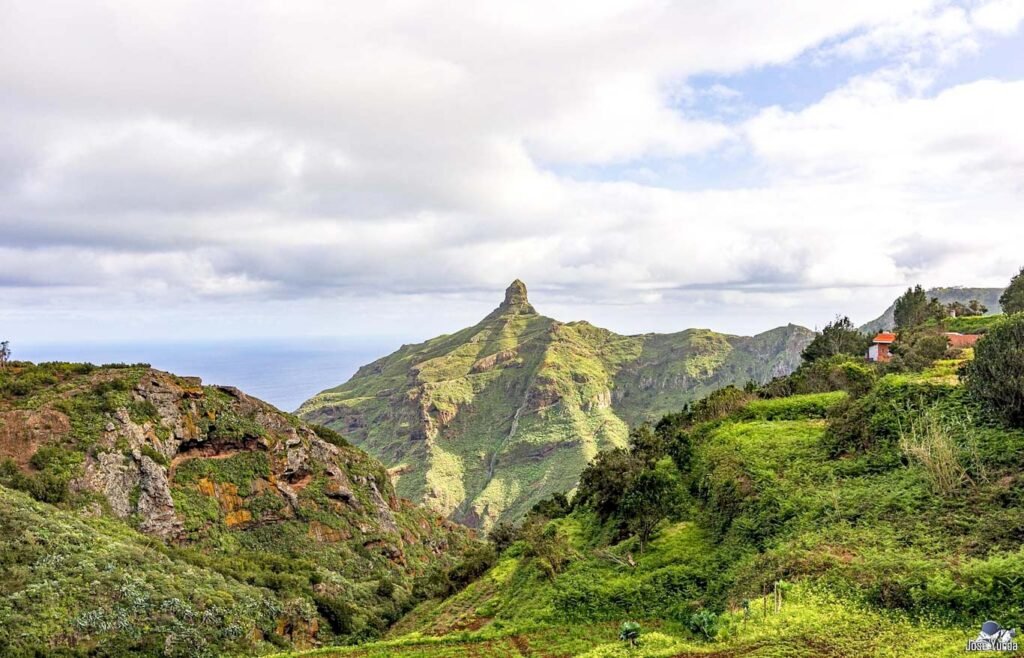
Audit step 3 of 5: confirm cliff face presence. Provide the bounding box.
[299,281,814,530]
[0,362,473,656]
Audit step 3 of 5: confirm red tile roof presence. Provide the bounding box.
[872,332,897,344]
[944,332,981,348]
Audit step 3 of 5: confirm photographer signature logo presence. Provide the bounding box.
[967,620,1018,652]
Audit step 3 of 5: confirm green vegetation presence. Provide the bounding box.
[1000,267,1024,314]
[800,315,871,363]
[298,282,813,529]
[0,486,284,657]
[945,313,1003,334]
[284,313,1024,657]
[0,362,475,655]
[963,314,1024,427]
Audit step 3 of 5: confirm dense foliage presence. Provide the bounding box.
[1000,267,1024,314]
[963,314,1024,427]
[893,285,945,329]
[800,315,871,363]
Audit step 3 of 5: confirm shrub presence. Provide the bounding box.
[688,386,754,424]
[618,621,641,647]
[530,492,571,519]
[687,608,718,640]
[521,520,574,581]
[963,315,1024,427]
[825,376,954,456]
[487,521,519,553]
[140,444,169,467]
[311,424,351,447]
[446,543,497,592]
[740,392,847,421]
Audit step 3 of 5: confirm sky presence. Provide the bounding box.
[2,0,1024,349]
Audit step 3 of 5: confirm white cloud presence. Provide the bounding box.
[0,0,1022,342]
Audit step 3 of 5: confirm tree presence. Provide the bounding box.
[801,316,871,363]
[1000,267,1024,315]
[892,329,948,372]
[893,286,945,329]
[963,315,1024,427]
[521,518,574,580]
[628,423,668,466]
[0,341,9,370]
[620,460,680,552]
[574,448,639,521]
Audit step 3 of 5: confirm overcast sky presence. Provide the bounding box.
[2,0,1024,346]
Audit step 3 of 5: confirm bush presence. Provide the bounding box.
[311,424,351,447]
[825,376,954,456]
[487,521,519,553]
[618,621,641,646]
[763,356,876,398]
[446,543,497,591]
[740,392,847,421]
[687,608,718,640]
[963,315,1024,427]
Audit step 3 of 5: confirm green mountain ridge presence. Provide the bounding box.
[298,281,814,530]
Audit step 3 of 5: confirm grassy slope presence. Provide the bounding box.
[0,485,284,657]
[0,361,474,656]
[290,356,1024,657]
[298,291,812,529]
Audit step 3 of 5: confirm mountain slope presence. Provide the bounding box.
[0,361,473,656]
[299,281,813,529]
[288,354,1020,658]
[860,286,1004,333]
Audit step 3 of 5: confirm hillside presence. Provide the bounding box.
[0,362,474,656]
[285,337,1024,658]
[298,281,813,529]
[860,286,1004,333]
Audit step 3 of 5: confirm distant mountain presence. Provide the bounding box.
[859,286,1004,334]
[0,363,472,655]
[299,281,814,530]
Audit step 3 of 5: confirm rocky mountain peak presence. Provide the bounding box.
[497,279,535,314]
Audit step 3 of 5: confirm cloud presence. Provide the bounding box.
[0,0,1022,341]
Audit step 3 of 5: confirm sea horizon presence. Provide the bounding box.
[13,337,399,413]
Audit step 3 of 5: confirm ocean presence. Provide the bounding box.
[14,338,398,412]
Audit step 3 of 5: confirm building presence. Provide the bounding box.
[944,332,981,349]
[867,332,896,362]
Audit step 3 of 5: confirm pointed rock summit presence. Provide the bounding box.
[497,279,536,315]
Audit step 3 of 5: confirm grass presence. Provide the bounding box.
[281,585,973,657]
